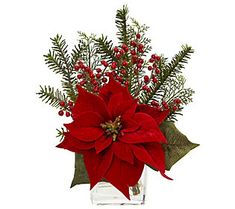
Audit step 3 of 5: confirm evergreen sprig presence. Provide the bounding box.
[37,85,68,108]
[115,5,130,44]
[44,34,77,101]
[139,45,194,104]
[162,75,195,121]
[94,35,115,63]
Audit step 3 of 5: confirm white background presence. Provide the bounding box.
[0,0,235,208]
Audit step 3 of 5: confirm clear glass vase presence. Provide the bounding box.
[90,166,146,205]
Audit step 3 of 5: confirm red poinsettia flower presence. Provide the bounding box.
[57,76,172,199]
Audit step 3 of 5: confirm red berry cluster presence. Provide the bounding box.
[150,98,182,112]
[58,100,74,117]
[141,53,161,93]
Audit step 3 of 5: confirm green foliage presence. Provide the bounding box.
[139,45,194,106]
[162,75,195,121]
[160,121,199,170]
[94,34,115,63]
[37,85,67,108]
[115,5,129,44]
[70,154,89,187]
[129,18,152,56]
[56,127,65,141]
[44,34,77,101]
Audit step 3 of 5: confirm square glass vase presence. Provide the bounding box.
[90,167,146,205]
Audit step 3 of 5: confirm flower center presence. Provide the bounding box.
[100,116,122,142]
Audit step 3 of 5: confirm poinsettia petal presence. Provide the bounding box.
[107,93,123,118]
[95,136,112,153]
[120,129,166,143]
[73,111,104,127]
[130,144,158,168]
[104,156,130,199]
[72,86,110,120]
[99,76,132,104]
[137,104,170,125]
[83,149,113,189]
[112,142,134,164]
[66,126,104,142]
[133,112,157,129]
[104,156,145,199]
[144,143,172,180]
[125,159,144,186]
[122,100,137,119]
[121,118,140,133]
[56,132,94,153]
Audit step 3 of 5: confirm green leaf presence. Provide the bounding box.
[160,121,199,170]
[70,154,89,187]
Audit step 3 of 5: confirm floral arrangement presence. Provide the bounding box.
[37,5,199,200]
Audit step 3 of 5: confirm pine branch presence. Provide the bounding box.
[45,34,77,101]
[94,35,115,63]
[37,85,67,108]
[139,45,194,104]
[115,5,129,44]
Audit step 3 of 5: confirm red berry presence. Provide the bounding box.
[151,100,159,106]
[138,43,144,49]
[152,77,158,83]
[77,74,83,79]
[80,80,86,86]
[116,53,121,59]
[68,101,73,107]
[121,69,126,74]
[59,101,65,107]
[101,60,108,67]
[131,50,136,55]
[65,112,71,117]
[151,54,157,59]
[114,46,119,53]
[156,56,161,61]
[125,81,129,86]
[92,79,98,85]
[138,48,144,53]
[174,98,181,104]
[142,85,148,91]
[137,63,142,68]
[111,62,117,69]
[79,64,85,70]
[162,101,169,109]
[122,60,128,67]
[144,75,150,83]
[149,58,154,63]
[93,86,99,92]
[104,72,110,76]
[111,71,116,76]
[89,72,95,79]
[148,66,153,71]
[85,67,91,73]
[147,88,151,93]
[96,68,102,73]
[117,76,123,82]
[102,77,107,83]
[130,41,137,47]
[173,106,178,111]
[136,33,141,39]
[74,65,79,71]
[58,110,64,116]
[96,73,101,79]
[119,49,125,55]
[155,68,161,74]
[78,61,83,65]
[138,58,144,64]
[131,55,138,64]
